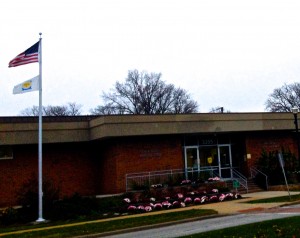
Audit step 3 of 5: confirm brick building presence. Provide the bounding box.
[0,113,298,207]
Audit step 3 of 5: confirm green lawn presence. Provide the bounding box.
[0,209,217,238]
[246,193,300,203]
[179,215,300,238]
[179,194,300,238]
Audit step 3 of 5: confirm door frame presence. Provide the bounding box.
[184,144,233,180]
[218,144,233,179]
[184,146,199,177]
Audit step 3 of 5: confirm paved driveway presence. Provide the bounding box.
[104,204,300,238]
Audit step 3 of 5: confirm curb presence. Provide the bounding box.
[73,214,229,238]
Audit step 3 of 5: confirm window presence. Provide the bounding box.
[0,146,13,160]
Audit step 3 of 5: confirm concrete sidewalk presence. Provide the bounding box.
[143,191,300,216]
[0,191,299,237]
[194,191,300,214]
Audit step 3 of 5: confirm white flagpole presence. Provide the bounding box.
[36,33,45,222]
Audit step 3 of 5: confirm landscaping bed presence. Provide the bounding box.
[122,179,242,213]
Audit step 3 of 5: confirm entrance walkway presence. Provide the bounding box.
[197,191,300,214]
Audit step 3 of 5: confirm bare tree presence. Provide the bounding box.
[90,103,120,115]
[67,102,82,116]
[265,83,300,112]
[20,102,82,116]
[21,106,40,116]
[43,105,69,116]
[91,70,198,115]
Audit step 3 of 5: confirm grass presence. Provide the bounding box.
[1,193,300,237]
[0,209,217,238]
[179,215,300,237]
[245,193,300,204]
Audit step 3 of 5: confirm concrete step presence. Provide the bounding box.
[226,179,265,194]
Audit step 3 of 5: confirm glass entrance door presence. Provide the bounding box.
[218,145,232,179]
[184,146,199,179]
[184,144,233,180]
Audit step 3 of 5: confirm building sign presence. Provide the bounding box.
[199,138,217,145]
[139,149,161,159]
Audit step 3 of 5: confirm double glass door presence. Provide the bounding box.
[184,145,232,179]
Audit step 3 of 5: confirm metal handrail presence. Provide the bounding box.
[125,167,220,192]
[125,167,252,192]
[250,167,268,190]
[232,169,248,193]
[126,168,186,192]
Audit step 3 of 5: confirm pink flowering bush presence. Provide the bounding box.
[144,206,152,212]
[180,179,192,185]
[193,197,201,204]
[151,184,163,188]
[123,179,242,214]
[123,198,131,203]
[201,196,208,204]
[172,201,180,208]
[209,195,218,202]
[208,177,220,182]
[225,193,234,200]
[154,203,163,210]
[184,197,192,204]
[162,201,172,209]
[124,189,242,214]
[127,205,136,211]
[177,193,184,200]
[219,194,226,202]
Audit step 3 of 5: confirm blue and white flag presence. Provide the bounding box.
[13,76,39,94]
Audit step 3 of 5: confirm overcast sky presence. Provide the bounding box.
[1,0,300,116]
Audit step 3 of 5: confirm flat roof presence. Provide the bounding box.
[0,113,296,145]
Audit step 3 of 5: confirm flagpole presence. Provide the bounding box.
[36,32,45,222]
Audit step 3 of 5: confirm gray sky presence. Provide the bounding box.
[1,0,300,116]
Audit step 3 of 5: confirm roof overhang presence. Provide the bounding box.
[0,113,296,145]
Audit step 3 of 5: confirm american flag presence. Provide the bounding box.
[9,41,39,67]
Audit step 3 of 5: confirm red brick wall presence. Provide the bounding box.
[0,136,183,206]
[96,142,118,194]
[7,132,297,206]
[0,143,98,207]
[43,143,98,198]
[245,132,296,169]
[98,135,183,194]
